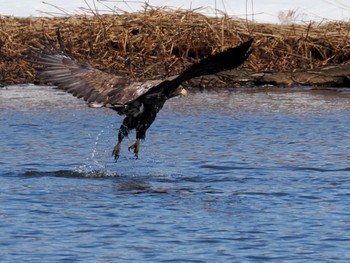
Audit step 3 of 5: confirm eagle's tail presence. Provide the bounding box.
[174,38,253,84]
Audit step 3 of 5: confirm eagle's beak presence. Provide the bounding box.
[179,88,189,97]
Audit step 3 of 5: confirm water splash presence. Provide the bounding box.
[75,128,117,177]
[90,128,106,169]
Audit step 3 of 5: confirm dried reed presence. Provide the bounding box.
[0,6,349,86]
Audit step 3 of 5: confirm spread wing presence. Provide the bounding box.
[143,38,254,98]
[31,31,253,107]
[30,31,161,106]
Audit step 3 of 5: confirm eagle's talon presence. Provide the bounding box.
[112,143,121,161]
[128,139,140,159]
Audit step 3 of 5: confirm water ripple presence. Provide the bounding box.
[2,86,350,262]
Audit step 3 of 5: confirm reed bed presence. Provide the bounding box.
[0,6,349,86]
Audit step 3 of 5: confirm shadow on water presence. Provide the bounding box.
[23,169,170,194]
[23,169,120,178]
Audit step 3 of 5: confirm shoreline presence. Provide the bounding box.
[0,9,349,87]
[3,84,350,113]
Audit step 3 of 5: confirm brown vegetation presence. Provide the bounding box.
[0,6,349,87]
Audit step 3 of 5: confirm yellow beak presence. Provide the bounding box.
[179,88,189,97]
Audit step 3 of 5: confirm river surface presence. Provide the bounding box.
[1,85,350,262]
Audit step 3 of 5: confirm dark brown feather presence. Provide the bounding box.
[31,40,162,106]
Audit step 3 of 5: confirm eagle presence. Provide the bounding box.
[30,31,253,160]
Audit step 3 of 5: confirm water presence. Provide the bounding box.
[1,85,350,262]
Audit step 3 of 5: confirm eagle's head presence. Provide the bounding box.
[171,86,188,98]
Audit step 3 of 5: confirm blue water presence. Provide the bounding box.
[1,86,350,262]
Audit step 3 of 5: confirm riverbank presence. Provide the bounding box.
[0,7,349,87]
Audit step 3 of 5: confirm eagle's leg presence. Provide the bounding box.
[112,124,129,160]
[128,125,148,159]
[128,138,141,159]
[112,143,121,160]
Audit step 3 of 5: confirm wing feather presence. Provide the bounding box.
[30,34,159,106]
[31,31,253,108]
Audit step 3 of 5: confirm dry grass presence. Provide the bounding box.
[0,6,349,86]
